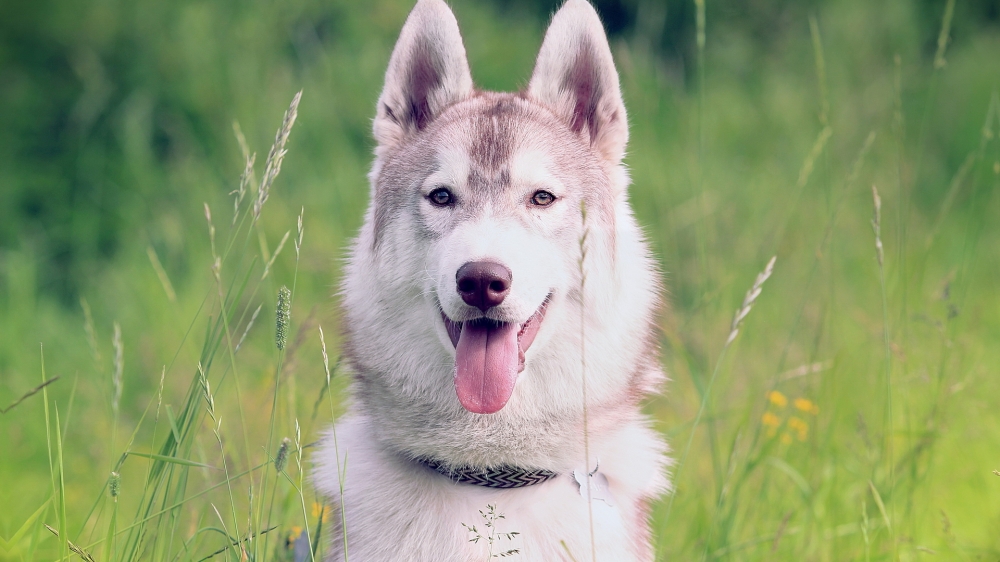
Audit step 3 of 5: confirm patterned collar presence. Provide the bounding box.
[416,457,559,489]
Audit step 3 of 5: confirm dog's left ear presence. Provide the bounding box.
[374,0,474,153]
[529,0,627,165]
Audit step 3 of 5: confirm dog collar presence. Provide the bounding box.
[416,457,559,489]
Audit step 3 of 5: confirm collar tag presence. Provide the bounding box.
[572,459,614,506]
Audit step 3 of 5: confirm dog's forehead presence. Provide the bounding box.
[438,93,585,191]
[371,92,609,245]
[467,96,521,171]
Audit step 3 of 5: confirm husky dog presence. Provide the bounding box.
[315,0,668,559]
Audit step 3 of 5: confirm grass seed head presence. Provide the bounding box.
[109,471,121,498]
[197,362,217,421]
[726,256,776,346]
[319,325,331,384]
[254,91,302,222]
[275,437,291,472]
[295,206,304,257]
[276,286,291,350]
[233,142,256,224]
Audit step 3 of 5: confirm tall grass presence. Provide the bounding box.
[11,92,330,562]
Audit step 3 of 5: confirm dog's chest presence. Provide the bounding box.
[315,416,664,562]
[398,471,636,560]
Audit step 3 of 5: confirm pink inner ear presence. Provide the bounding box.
[404,39,444,131]
[527,0,628,163]
[564,39,604,144]
[374,0,474,150]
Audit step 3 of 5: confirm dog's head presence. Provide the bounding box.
[343,0,659,428]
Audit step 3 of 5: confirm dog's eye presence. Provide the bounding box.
[531,190,556,207]
[428,187,454,207]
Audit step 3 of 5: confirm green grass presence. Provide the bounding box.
[2,0,999,560]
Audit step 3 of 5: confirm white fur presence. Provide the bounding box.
[315,1,669,560]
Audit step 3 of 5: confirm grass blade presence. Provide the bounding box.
[125,451,220,470]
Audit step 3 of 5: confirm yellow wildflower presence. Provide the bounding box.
[780,433,793,445]
[767,390,788,408]
[761,411,781,437]
[787,416,809,441]
[312,501,332,523]
[794,397,819,415]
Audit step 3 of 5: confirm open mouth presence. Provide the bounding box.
[441,300,548,415]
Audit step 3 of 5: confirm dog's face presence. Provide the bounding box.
[343,0,658,435]
[376,94,620,415]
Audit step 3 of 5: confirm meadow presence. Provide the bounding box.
[1,0,999,560]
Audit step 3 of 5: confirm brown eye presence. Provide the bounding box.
[428,187,454,207]
[531,190,556,206]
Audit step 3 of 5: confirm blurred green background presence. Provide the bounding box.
[1,0,999,559]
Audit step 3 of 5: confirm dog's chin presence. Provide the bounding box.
[441,299,548,415]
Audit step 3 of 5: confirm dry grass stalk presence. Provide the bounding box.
[577,201,596,562]
[779,361,831,381]
[156,366,165,417]
[234,304,263,353]
[808,15,829,126]
[797,126,833,190]
[197,362,219,431]
[664,256,778,528]
[232,120,257,224]
[295,207,304,258]
[292,417,317,562]
[199,362,245,544]
[319,325,332,385]
[726,256,777,346]
[80,297,101,367]
[111,322,124,416]
[254,91,303,222]
[933,0,956,69]
[871,185,883,266]
[319,324,350,560]
[203,202,215,250]
[204,202,222,285]
[261,230,291,281]
[280,306,317,378]
[0,377,59,414]
[146,245,177,302]
[871,181,895,553]
[44,524,96,562]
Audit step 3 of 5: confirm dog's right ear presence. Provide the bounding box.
[373,0,473,152]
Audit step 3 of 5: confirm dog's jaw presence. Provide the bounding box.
[441,299,548,414]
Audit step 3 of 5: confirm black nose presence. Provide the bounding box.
[456,261,512,312]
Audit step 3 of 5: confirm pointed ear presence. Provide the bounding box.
[528,0,627,164]
[374,0,473,152]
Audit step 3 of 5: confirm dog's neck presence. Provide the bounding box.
[353,371,640,472]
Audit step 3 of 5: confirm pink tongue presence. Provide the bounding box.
[454,321,520,414]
